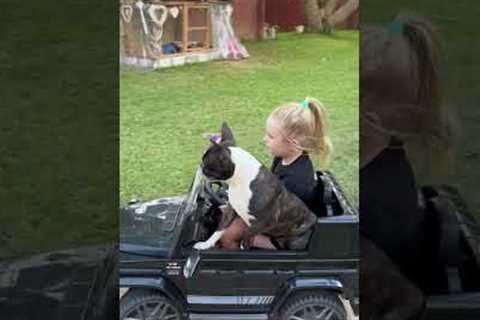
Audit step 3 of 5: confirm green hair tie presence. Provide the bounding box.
[385,21,404,35]
[300,99,309,109]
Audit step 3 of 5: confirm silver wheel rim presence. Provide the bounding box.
[124,298,181,320]
[288,303,341,320]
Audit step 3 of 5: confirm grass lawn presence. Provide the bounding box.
[120,31,359,206]
[0,2,117,258]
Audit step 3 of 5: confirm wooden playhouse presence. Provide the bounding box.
[120,0,249,69]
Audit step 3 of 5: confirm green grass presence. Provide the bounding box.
[120,31,359,206]
[0,1,118,258]
[363,1,480,218]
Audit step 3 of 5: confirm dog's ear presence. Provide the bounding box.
[220,122,236,147]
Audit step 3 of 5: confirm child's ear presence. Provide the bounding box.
[287,136,301,150]
[220,122,236,147]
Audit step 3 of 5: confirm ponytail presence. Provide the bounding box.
[398,14,455,181]
[396,13,443,125]
[305,97,332,168]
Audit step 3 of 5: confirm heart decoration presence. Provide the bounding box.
[120,5,133,23]
[148,4,168,26]
[169,6,179,19]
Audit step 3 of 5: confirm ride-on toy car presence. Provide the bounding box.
[418,186,480,319]
[119,167,359,320]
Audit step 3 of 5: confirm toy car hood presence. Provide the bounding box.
[120,196,185,257]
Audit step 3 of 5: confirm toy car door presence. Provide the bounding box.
[184,250,300,313]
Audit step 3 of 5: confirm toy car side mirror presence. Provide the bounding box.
[183,250,200,279]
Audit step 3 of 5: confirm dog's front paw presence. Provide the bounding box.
[193,241,211,250]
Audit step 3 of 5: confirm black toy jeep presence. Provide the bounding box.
[417,186,480,319]
[119,167,359,320]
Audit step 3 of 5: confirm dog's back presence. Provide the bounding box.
[245,166,317,250]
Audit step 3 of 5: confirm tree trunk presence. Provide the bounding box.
[302,0,358,32]
[326,0,359,27]
[303,0,326,32]
[324,0,340,16]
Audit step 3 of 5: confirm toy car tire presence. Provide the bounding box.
[279,291,347,320]
[120,289,184,320]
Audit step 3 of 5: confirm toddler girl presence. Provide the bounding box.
[221,97,332,249]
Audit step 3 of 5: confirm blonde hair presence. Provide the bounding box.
[361,13,456,180]
[269,97,332,168]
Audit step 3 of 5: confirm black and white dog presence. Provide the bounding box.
[194,123,317,250]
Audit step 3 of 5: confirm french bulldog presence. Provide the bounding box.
[194,123,317,250]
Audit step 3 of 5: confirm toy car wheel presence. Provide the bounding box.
[120,289,184,320]
[280,291,347,320]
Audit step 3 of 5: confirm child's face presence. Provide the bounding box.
[264,117,295,158]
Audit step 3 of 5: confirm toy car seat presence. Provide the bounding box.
[310,171,342,217]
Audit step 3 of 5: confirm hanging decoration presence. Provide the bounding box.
[120,4,133,23]
[148,4,169,55]
[169,6,180,19]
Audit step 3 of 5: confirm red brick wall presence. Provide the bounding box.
[265,0,303,31]
[232,0,265,40]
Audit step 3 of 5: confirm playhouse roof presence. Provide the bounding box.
[121,0,230,3]
[150,0,230,3]
[120,0,231,6]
